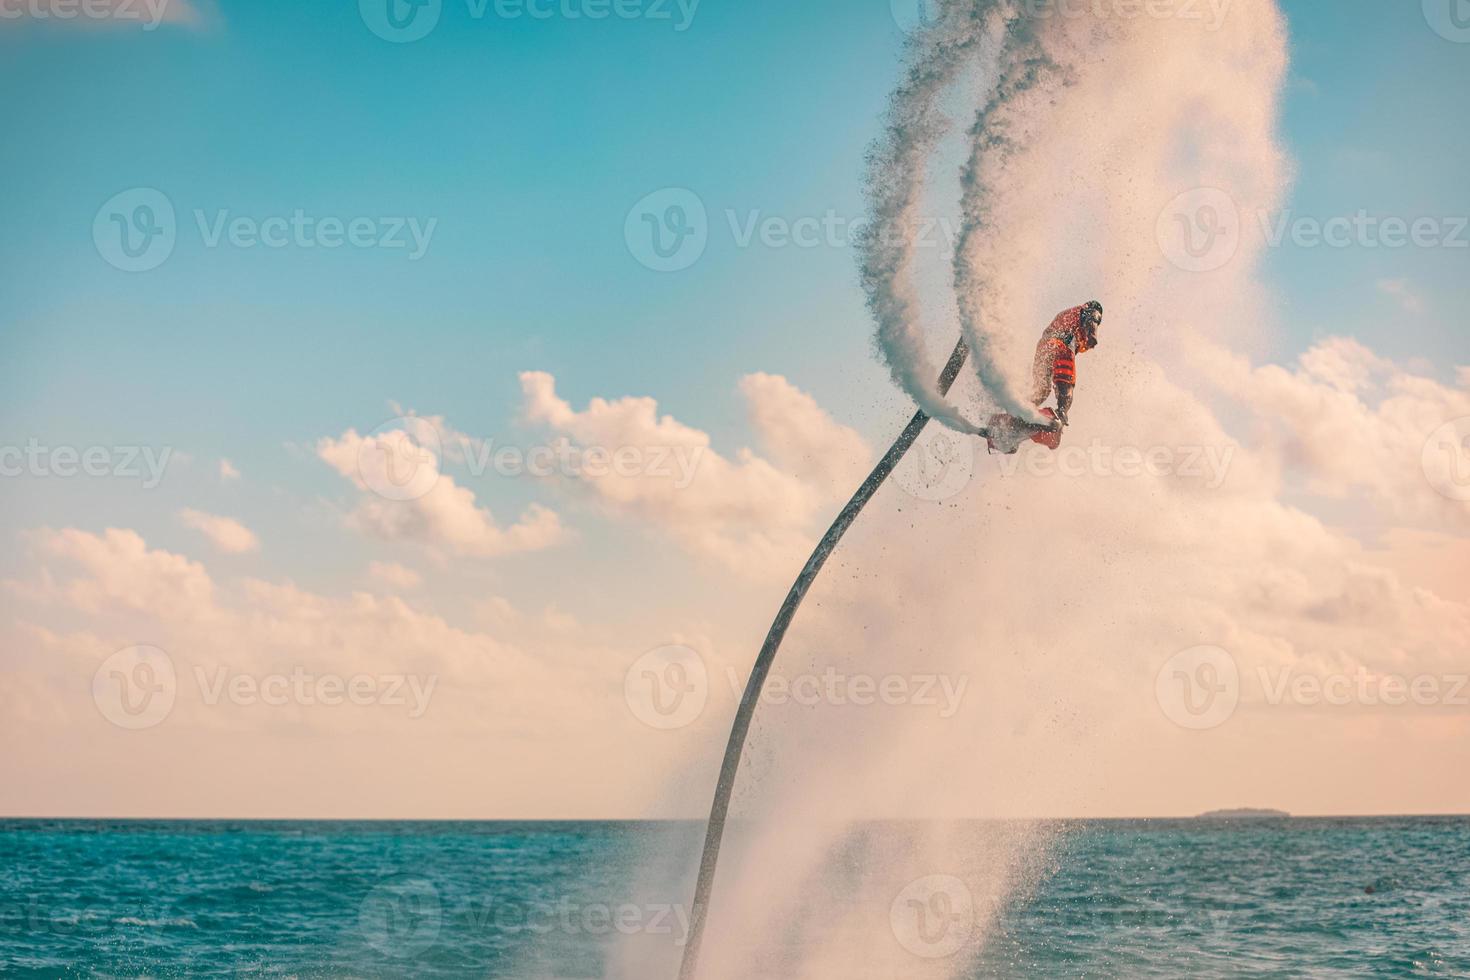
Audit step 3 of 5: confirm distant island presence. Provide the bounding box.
[1198,808,1290,819]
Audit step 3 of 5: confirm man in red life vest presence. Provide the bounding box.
[983,300,1103,454]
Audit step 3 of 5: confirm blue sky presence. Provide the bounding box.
[2,0,1468,821]
[1,0,1465,613]
[3,0,1465,452]
[0,0,1465,599]
[3,5,1463,390]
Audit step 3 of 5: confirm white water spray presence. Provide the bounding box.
[631,1,1295,977]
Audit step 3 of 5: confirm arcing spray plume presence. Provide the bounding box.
[859,1,1081,430]
[675,335,972,980]
[662,1,1301,977]
[950,8,1075,422]
[857,3,992,434]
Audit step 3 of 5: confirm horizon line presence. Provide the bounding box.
[5,812,1469,823]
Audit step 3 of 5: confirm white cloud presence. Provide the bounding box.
[367,560,422,590]
[738,372,871,495]
[317,418,566,559]
[1192,336,1470,526]
[23,527,215,620]
[179,509,259,554]
[1376,278,1425,315]
[518,371,871,577]
[1,527,703,819]
[219,459,240,481]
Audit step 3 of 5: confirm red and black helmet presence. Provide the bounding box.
[1077,300,1103,352]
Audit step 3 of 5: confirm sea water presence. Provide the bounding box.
[2,817,1465,977]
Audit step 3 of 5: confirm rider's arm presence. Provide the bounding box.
[1053,381,1073,426]
[1050,341,1076,426]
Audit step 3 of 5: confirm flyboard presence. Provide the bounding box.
[676,336,974,980]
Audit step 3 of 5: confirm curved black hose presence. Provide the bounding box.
[676,337,972,979]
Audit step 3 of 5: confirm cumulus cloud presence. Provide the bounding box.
[2,526,696,818]
[738,372,872,495]
[21,527,215,619]
[652,329,1470,977]
[1376,278,1425,315]
[1192,336,1470,526]
[518,370,871,577]
[218,459,240,482]
[316,417,566,559]
[179,509,259,554]
[628,3,1468,969]
[367,560,422,590]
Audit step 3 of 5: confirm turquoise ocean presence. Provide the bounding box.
[3,817,1467,977]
